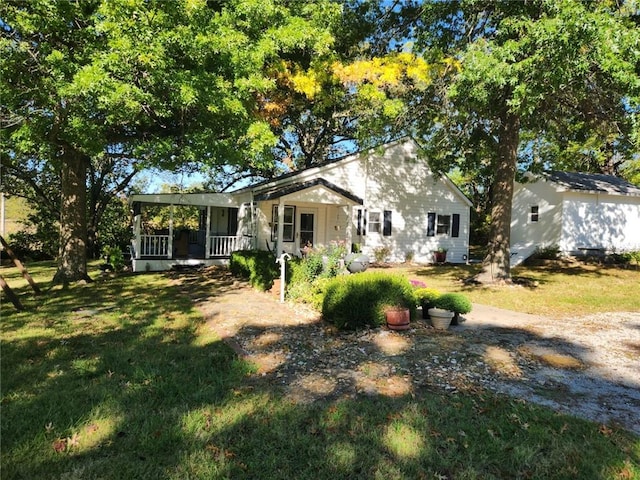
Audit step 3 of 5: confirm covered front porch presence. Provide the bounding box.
[129,193,253,272]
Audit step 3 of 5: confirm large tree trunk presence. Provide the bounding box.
[475,111,520,284]
[53,150,92,284]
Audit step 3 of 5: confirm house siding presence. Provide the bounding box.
[512,176,640,255]
[511,179,563,249]
[561,192,640,253]
[249,139,471,263]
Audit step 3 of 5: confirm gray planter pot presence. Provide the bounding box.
[427,308,454,330]
[345,253,370,273]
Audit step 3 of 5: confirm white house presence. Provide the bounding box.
[129,138,472,272]
[511,171,640,264]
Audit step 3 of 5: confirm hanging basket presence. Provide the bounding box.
[427,308,454,330]
[385,307,410,331]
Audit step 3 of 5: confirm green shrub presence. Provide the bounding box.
[321,272,416,330]
[102,246,125,272]
[229,250,278,291]
[433,293,473,314]
[413,287,441,308]
[532,244,560,260]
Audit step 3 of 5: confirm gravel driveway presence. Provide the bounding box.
[180,268,640,436]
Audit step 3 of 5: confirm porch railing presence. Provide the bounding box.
[208,236,242,257]
[139,235,170,257]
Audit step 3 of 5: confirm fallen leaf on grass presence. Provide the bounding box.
[599,424,614,437]
[52,439,67,453]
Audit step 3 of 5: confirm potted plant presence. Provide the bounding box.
[432,293,473,326]
[384,305,411,331]
[413,287,442,319]
[433,247,448,264]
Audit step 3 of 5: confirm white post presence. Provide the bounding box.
[275,253,291,303]
[168,204,174,259]
[134,213,141,259]
[205,206,212,259]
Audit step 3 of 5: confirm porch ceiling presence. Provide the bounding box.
[253,178,363,205]
[130,192,239,208]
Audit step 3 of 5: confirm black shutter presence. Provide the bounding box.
[427,212,436,236]
[363,210,367,235]
[452,214,460,238]
[356,209,362,235]
[228,208,238,235]
[383,210,392,236]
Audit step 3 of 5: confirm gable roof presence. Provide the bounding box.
[235,137,421,194]
[236,137,473,207]
[253,178,363,205]
[545,171,640,197]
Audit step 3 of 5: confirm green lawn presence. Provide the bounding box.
[1,262,639,479]
[385,262,640,318]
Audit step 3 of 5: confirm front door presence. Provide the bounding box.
[299,210,315,249]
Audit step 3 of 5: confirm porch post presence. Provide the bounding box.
[134,213,141,259]
[205,206,212,259]
[276,198,285,255]
[168,204,174,259]
[346,205,353,251]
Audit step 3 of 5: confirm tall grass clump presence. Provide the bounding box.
[286,242,347,308]
[322,271,416,330]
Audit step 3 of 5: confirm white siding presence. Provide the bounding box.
[511,178,563,249]
[251,139,471,263]
[512,177,640,255]
[561,193,640,253]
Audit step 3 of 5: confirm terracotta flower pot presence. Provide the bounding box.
[385,307,410,331]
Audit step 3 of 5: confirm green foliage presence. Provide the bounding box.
[230,249,278,291]
[413,288,442,308]
[101,246,126,272]
[608,251,640,267]
[433,293,473,315]
[532,244,561,260]
[286,243,347,306]
[322,272,416,330]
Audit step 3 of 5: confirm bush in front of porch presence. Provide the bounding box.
[230,250,278,291]
[321,272,417,330]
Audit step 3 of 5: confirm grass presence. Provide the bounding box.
[1,261,639,479]
[389,262,640,318]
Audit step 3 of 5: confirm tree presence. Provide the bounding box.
[414,0,640,283]
[1,0,339,283]
[2,155,138,259]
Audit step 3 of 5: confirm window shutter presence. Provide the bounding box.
[357,209,362,236]
[427,212,436,236]
[383,210,392,236]
[363,209,367,235]
[452,214,460,238]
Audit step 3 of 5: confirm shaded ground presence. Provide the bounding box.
[170,267,640,436]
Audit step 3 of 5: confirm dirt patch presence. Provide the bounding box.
[176,267,640,436]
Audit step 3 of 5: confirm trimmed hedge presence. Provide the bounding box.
[229,250,278,291]
[321,271,417,330]
[433,292,473,314]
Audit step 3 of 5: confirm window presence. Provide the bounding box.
[530,205,539,223]
[436,215,451,235]
[271,205,295,242]
[428,212,456,237]
[368,211,381,233]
